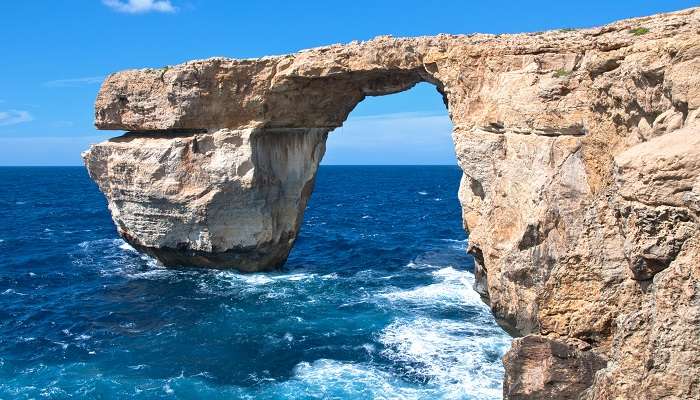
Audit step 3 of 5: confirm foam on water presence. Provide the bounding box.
[2,288,27,296]
[378,267,485,310]
[274,359,423,399]
[0,166,511,400]
[380,318,510,400]
[119,241,138,253]
[374,266,509,399]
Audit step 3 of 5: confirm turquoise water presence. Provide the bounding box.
[0,166,510,399]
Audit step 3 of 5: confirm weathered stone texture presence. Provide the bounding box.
[84,7,700,399]
[503,335,607,400]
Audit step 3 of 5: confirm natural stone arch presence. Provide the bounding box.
[86,34,598,335]
[90,61,451,271]
[84,8,700,400]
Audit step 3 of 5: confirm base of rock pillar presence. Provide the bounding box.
[127,240,293,272]
[503,335,607,400]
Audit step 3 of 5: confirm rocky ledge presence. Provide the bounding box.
[83,7,700,399]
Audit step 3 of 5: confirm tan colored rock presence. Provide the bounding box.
[83,7,700,399]
[84,127,327,270]
[580,124,700,400]
[503,335,607,400]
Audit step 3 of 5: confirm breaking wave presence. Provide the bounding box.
[0,166,510,399]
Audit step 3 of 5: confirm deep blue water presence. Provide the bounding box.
[0,166,510,399]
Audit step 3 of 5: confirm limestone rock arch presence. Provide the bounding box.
[83,8,700,399]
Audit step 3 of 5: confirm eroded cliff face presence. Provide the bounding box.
[83,7,700,399]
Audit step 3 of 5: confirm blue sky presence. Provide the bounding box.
[0,1,697,165]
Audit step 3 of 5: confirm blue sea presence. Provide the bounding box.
[0,166,510,399]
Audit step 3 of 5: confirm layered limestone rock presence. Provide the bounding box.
[84,127,327,270]
[84,7,700,399]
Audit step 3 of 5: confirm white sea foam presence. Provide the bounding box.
[379,317,510,400]
[197,270,324,298]
[404,261,442,270]
[59,228,506,399]
[379,267,485,310]
[360,343,376,354]
[372,263,510,399]
[440,238,468,249]
[2,289,27,296]
[216,271,317,285]
[213,271,274,286]
[77,238,122,251]
[241,274,275,285]
[418,191,428,195]
[73,239,172,280]
[440,239,467,243]
[280,350,508,400]
[52,341,69,350]
[275,273,311,282]
[286,359,422,399]
[197,272,270,297]
[125,268,173,280]
[118,242,138,253]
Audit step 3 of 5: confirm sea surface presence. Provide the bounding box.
[0,166,510,399]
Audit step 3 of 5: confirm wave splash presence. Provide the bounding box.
[1,166,510,400]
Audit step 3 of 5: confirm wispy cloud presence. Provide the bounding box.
[333,112,453,146]
[0,110,33,126]
[44,76,104,88]
[324,112,456,165]
[103,0,177,14]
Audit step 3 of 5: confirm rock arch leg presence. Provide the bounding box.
[84,127,328,271]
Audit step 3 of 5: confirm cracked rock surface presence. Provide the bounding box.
[84,7,700,399]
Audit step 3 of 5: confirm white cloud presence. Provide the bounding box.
[44,76,105,88]
[0,110,33,126]
[103,0,177,14]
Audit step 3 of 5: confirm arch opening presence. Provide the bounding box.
[323,82,455,166]
[272,83,512,398]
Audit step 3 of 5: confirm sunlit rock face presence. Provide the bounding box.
[84,7,700,399]
[84,127,328,271]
